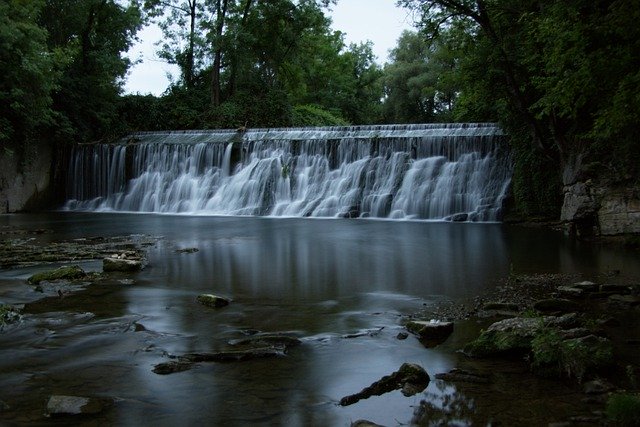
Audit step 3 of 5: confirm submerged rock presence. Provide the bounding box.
[406,320,454,347]
[46,395,112,416]
[103,257,143,272]
[153,347,285,374]
[228,334,301,348]
[176,247,199,254]
[27,265,86,285]
[197,294,230,308]
[339,363,430,406]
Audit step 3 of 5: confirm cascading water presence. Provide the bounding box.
[63,123,512,221]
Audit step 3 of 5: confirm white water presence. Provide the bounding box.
[63,124,512,221]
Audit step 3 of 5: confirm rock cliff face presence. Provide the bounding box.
[561,181,640,236]
[0,142,53,213]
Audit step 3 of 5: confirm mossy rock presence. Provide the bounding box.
[197,294,230,308]
[532,333,613,382]
[27,265,86,285]
[0,305,21,327]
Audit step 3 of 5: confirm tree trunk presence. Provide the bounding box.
[185,0,197,88]
[211,0,229,107]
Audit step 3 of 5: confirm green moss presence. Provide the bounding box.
[532,329,613,382]
[27,265,86,284]
[606,393,640,427]
[464,329,534,357]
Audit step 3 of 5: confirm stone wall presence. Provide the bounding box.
[561,181,640,236]
[0,141,53,213]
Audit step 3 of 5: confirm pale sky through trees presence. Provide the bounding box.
[123,0,415,95]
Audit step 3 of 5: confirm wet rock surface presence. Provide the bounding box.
[339,363,430,406]
[0,232,156,269]
[46,395,113,416]
[405,320,453,347]
[196,293,230,308]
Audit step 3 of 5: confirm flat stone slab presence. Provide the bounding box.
[46,395,112,416]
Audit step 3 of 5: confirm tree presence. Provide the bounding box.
[41,0,143,142]
[145,0,202,88]
[0,0,64,149]
[399,0,640,216]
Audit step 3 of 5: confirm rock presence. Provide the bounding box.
[573,281,598,292]
[464,314,579,357]
[608,294,640,307]
[176,247,199,254]
[556,286,584,299]
[46,395,112,416]
[103,257,143,272]
[339,363,430,406]
[351,421,385,427]
[406,320,454,347]
[450,213,468,222]
[153,361,193,375]
[186,347,285,362]
[594,185,640,235]
[561,182,598,222]
[597,317,621,328]
[342,327,384,339]
[600,284,631,294]
[0,304,21,327]
[533,298,580,313]
[396,332,409,340]
[27,265,86,285]
[435,368,490,384]
[583,379,615,395]
[227,334,301,349]
[197,294,230,308]
[153,347,286,374]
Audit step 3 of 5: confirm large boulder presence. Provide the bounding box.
[463,313,580,357]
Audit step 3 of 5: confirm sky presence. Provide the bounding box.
[123,0,416,95]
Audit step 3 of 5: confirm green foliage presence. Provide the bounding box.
[399,0,640,218]
[383,30,461,123]
[291,105,347,127]
[606,393,640,427]
[0,0,65,147]
[511,143,562,218]
[41,0,143,143]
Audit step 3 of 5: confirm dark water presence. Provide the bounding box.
[1,213,638,426]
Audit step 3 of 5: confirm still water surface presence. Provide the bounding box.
[0,213,637,426]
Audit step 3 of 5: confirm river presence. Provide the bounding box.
[1,213,638,426]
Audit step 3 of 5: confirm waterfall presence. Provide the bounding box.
[63,123,512,221]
